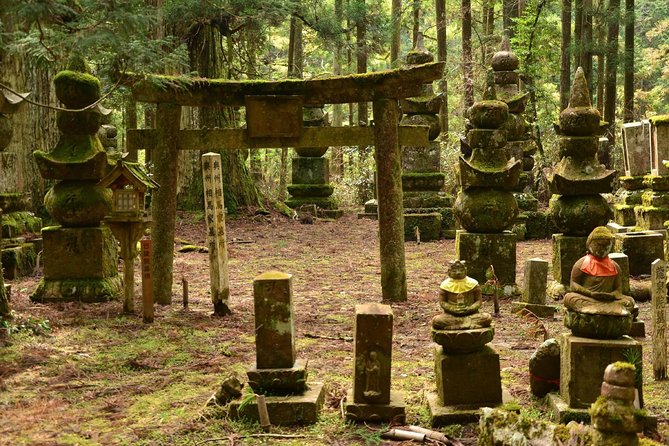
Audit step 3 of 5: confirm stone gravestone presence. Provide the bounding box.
[229,271,324,425]
[454,77,520,293]
[546,68,614,296]
[427,261,505,425]
[202,153,231,316]
[31,62,122,303]
[636,115,669,230]
[616,122,650,227]
[345,303,405,422]
[548,227,643,424]
[511,258,556,318]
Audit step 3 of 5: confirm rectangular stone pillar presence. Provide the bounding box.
[253,271,295,369]
[552,234,587,286]
[512,258,556,318]
[456,230,516,293]
[202,153,230,313]
[345,303,405,422]
[651,119,669,176]
[613,231,664,276]
[622,122,651,176]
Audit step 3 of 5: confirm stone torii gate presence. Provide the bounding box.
[123,62,444,304]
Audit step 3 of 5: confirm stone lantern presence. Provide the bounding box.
[99,160,158,319]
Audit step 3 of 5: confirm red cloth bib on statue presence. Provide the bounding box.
[580,254,618,276]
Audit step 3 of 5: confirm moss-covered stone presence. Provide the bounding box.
[31,276,122,303]
[57,110,102,135]
[454,188,518,233]
[491,51,519,71]
[641,190,669,207]
[634,205,669,230]
[44,181,112,227]
[401,142,441,173]
[54,70,101,109]
[291,156,329,184]
[549,194,613,236]
[642,174,669,191]
[614,231,665,276]
[1,243,37,280]
[614,204,637,227]
[468,100,509,129]
[0,211,42,238]
[402,172,445,192]
[285,196,337,210]
[0,193,30,213]
[559,135,599,159]
[403,212,442,241]
[403,191,452,208]
[286,184,334,198]
[552,234,588,286]
[565,310,633,339]
[648,114,669,125]
[401,113,441,140]
[619,175,646,191]
[456,230,517,286]
[524,210,549,239]
[467,129,507,150]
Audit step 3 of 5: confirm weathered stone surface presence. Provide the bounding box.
[294,146,328,158]
[434,344,502,406]
[228,381,325,425]
[0,211,42,238]
[399,94,443,114]
[609,253,631,295]
[401,113,440,140]
[454,189,518,233]
[253,271,296,369]
[432,327,494,352]
[515,193,539,212]
[291,157,329,184]
[30,276,122,303]
[458,157,522,190]
[286,184,334,198]
[558,136,599,159]
[345,389,406,423]
[467,129,507,150]
[549,194,613,236]
[402,191,451,208]
[642,190,669,207]
[643,174,669,191]
[620,175,646,191]
[525,210,549,240]
[560,333,641,409]
[565,310,633,339]
[1,243,38,280]
[614,231,664,276]
[634,205,669,230]
[40,226,118,280]
[614,205,637,227]
[456,230,516,287]
[402,172,445,192]
[352,303,393,405]
[401,142,440,173]
[522,258,549,305]
[404,212,442,242]
[651,119,669,175]
[44,180,112,227]
[285,196,338,210]
[468,100,509,129]
[623,122,651,177]
[552,234,587,286]
[529,338,560,397]
[247,359,307,395]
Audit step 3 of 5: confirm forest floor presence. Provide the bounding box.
[1,210,668,446]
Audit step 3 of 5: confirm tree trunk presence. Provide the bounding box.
[125,95,138,161]
[462,0,474,108]
[436,0,449,133]
[560,0,572,110]
[603,0,620,155]
[582,0,593,92]
[574,0,583,69]
[503,0,518,35]
[482,0,495,64]
[623,0,634,122]
[356,0,368,125]
[413,0,421,48]
[331,0,345,177]
[391,0,402,66]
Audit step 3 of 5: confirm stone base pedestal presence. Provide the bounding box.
[614,231,665,276]
[455,230,516,291]
[30,226,121,303]
[614,204,637,227]
[552,234,587,286]
[2,242,39,280]
[635,206,669,230]
[228,382,325,425]
[344,389,406,423]
[560,333,642,409]
[434,344,502,406]
[426,388,514,426]
[404,212,442,241]
[510,301,557,318]
[247,359,308,395]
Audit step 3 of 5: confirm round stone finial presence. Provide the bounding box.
[491,33,519,72]
[568,67,592,108]
[406,33,434,65]
[467,100,509,129]
[559,67,601,136]
[54,70,101,109]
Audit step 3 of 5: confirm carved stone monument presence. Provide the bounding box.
[400,35,454,241]
[548,229,643,423]
[512,258,556,318]
[345,303,405,422]
[615,121,651,227]
[546,68,614,293]
[636,115,669,230]
[31,61,122,302]
[229,271,324,425]
[454,82,520,292]
[427,261,504,425]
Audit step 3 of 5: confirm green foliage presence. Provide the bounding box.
[0,315,51,337]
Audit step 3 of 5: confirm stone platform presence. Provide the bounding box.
[427,388,515,426]
[344,389,405,423]
[228,382,325,425]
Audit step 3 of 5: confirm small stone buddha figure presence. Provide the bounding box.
[432,260,492,331]
[564,226,636,338]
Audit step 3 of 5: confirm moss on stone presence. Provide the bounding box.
[648,114,669,125]
[286,184,334,198]
[54,70,101,109]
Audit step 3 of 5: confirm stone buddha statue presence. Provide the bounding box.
[564,226,636,338]
[431,261,493,352]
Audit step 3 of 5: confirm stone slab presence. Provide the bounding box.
[613,204,637,227]
[30,276,123,303]
[614,231,664,276]
[320,209,344,219]
[1,243,37,280]
[635,206,669,230]
[552,234,587,287]
[426,388,515,427]
[401,142,441,173]
[510,301,557,318]
[623,121,651,177]
[41,226,118,280]
[456,230,516,288]
[522,258,548,305]
[608,252,631,295]
[402,172,445,192]
[434,344,502,407]
[560,333,642,409]
[291,157,329,184]
[253,271,295,369]
[404,212,442,242]
[606,222,629,234]
[228,381,325,426]
[247,358,307,395]
[344,389,406,423]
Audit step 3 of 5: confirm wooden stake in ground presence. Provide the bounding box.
[651,258,667,380]
[202,152,232,316]
[140,239,154,323]
[182,277,189,310]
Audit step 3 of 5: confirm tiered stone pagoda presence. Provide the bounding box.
[286,106,342,219]
[546,67,615,291]
[454,81,521,292]
[31,60,122,302]
[400,34,454,241]
[427,260,504,425]
[491,36,542,240]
